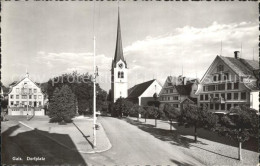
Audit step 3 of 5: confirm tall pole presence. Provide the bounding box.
[93,36,97,147]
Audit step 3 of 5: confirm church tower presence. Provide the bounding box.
[111,7,128,103]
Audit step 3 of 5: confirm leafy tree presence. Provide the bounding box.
[47,71,107,115]
[48,85,76,123]
[113,98,133,117]
[178,104,218,142]
[162,103,181,130]
[217,105,258,160]
[130,104,145,121]
[145,106,162,127]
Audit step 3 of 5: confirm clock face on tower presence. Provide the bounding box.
[118,63,123,69]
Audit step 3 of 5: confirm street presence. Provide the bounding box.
[82,116,203,165]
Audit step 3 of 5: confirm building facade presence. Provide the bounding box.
[159,76,199,110]
[127,79,162,106]
[111,9,128,103]
[197,52,259,113]
[8,73,45,116]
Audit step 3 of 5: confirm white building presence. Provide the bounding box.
[7,73,45,116]
[127,79,162,106]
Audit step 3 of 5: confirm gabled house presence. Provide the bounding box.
[7,72,45,116]
[159,76,199,110]
[127,79,162,106]
[196,51,259,113]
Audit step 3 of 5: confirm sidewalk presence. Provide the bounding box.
[17,116,112,154]
[125,117,258,166]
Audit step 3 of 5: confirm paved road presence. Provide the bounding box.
[83,116,204,165]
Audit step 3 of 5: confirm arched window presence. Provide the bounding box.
[121,72,124,78]
[118,72,121,78]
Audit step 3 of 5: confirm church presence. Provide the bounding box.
[110,8,162,105]
[110,9,128,103]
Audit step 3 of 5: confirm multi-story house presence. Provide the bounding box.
[197,51,259,112]
[159,75,199,110]
[7,73,45,116]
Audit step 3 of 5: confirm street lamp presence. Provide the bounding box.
[93,36,99,148]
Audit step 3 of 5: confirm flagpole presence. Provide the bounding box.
[93,35,97,148]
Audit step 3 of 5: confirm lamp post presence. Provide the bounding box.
[93,36,99,147]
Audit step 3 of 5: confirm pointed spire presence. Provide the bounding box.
[113,2,126,67]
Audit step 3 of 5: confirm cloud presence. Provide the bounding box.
[124,21,258,88]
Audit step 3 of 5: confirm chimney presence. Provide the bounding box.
[234,51,240,59]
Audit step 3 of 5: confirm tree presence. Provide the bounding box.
[130,104,145,121]
[145,106,162,127]
[113,98,133,117]
[48,85,76,123]
[217,105,258,160]
[162,104,180,130]
[47,71,107,115]
[178,104,218,142]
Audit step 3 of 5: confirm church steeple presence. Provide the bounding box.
[113,6,127,67]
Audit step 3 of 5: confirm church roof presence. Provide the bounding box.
[128,79,156,99]
[113,9,127,68]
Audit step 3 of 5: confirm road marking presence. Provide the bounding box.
[18,121,34,130]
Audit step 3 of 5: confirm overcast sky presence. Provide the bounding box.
[2,1,258,92]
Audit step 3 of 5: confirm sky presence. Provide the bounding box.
[2,1,259,92]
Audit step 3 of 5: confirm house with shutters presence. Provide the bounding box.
[159,75,199,110]
[196,51,259,113]
[127,79,162,106]
[7,72,45,116]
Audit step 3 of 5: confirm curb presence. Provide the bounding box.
[18,121,112,154]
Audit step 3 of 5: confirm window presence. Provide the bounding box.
[38,95,42,99]
[121,72,124,78]
[209,94,214,98]
[29,95,32,99]
[168,83,172,86]
[210,104,214,109]
[205,94,209,100]
[29,101,32,105]
[22,95,27,99]
[241,92,246,100]
[227,93,231,100]
[215,94,219,98]
[215,104,219,110]
[234,93,238,100]
[10,95,14,99]
[118,72,120,78]
[173,96,179,100]
[221,93,225,99]
[213,75,217,81]
[217,65,224,72]
[234,82,239,89]
[224,73,229,80]
[200,95,204,101]
[218,84,225,90]
[167,97,170,101]
[208,85,215,91]
[11,101,14,105]
[34,95,37,99]
[234,104,238,108]
[39,102,42,106]
[34,89,37,93]
[16,95,19,99]
[221,104,225,110]
[170,89,173,93]
[227,83,232,90]
[227,104,232,111]
[16,101,19,105]
[218,74,221,81]
[29,89,32,93]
